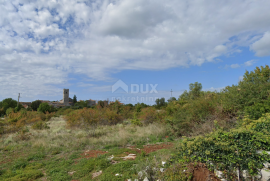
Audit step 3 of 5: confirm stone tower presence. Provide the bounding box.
[63,89,69,106]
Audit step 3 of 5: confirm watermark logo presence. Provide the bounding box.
[112,80,158,94]
[111,80,159,102]
[112,80,128,93]
[130,84,158,93]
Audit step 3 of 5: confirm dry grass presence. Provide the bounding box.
[0,116,168,152]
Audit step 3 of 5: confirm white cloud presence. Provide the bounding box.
[250,31,270,56]
[1,0,270,98]
[244,60,257,66]
[231,64,240,68]
[214,45,227,53]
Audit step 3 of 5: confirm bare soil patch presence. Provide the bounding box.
[128,142,174,154]
[189,163,220,181]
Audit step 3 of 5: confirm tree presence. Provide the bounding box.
[31,100,42,111]
[37,102,53,113]
[73,95,77,104]
[134,103,148,112]
[189,82,202,99]
[0,98,17,115]
[75,101,88,108]
[179,90,190,101]
[98,101,105,108]
[221,65,270,116]
[155,97,167,109]
[167,97,177,103]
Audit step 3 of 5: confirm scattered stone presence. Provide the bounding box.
[242,170,248,179]
[143,177,149,181]
[108,155,114,160]
[92,170,102,179]
[122,154,136,160]
[138,171,143,179]
[215,170,223,178]
[264,162,270,168]
[68,171,76,176]
[160,168,165,172]
[162,161,166,166]
[261,169,270,181]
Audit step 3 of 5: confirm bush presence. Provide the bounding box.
[30,100,42,111]
[221,65,270,115]
[38,103,54,113]
[120,106,133,119]
[104,108,123,125]
[0,109,51,135]
[245,102,270,120]
[66,108,123,128]
[169,115,270,179]
[0,98,17,115]
[31,121,50,130]
[6,107,14,116]
[139,107,158,125]
[166,95,219,136]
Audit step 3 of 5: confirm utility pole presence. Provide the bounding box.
[17,93,21,107]
[170,89,173,98]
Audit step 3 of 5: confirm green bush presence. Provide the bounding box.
[0,98,17,115]
[245,102,270,120]
[5,108,14,116]
[169,115,270,179]
[221,65,270,115]
[38,102,53,113]
[30,100,42,111]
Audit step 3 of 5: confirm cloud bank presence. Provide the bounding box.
[1,0,270,98]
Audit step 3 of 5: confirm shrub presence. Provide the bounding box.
[245,102,270,120]
[166,95,219,136]
[38,102,53,113]
[14,129,32,141]
[0,98,17,115]
[104,108,123,125]
[6,107,14,116]
[139,107,158,125]
[120,106,133,119]
[169,116,270,179]
[221,65,270,115]
[31,121,50,130]
[30,100,42,111]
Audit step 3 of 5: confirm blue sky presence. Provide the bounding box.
[0,0,270,105]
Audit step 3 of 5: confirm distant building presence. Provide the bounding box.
[22,89,112,109]
[20,102,31,109]
[59,89,73,106]
[86,99,97,107]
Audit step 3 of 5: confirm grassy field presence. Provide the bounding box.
[0,116,176,181]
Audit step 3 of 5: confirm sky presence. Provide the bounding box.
[0,0,270,105]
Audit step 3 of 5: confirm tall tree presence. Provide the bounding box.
[189,82,202,99]
[155,97,167,109]
[73,95,77,104]
[31,100,42,111]
[37,102,53,113]
[168,97,177,103]
[0,98,17,114]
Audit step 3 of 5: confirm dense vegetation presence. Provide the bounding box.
[1,65,270,180]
